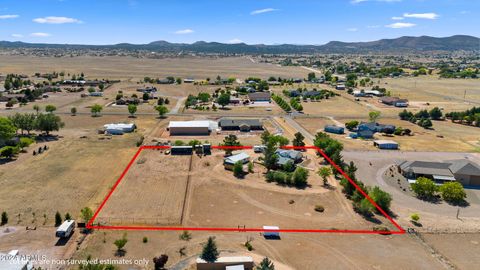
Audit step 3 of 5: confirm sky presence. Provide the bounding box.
[0,0,478,45]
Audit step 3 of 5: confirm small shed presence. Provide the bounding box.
[324,125,344,134]
[374,140,399,150]
[263,226,280,239]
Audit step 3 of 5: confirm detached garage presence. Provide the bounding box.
[374,140,399,150]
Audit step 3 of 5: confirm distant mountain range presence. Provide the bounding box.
[0,35,478,54]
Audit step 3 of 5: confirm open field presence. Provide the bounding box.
[0,114,159,225]
[0,55,308,80]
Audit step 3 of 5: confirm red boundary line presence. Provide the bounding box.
[87,145,405,235]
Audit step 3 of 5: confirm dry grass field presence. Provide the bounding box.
[0,114,159,226]
[0,55,308,80]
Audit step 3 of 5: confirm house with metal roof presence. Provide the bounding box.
[168,121,218,135]
[398,159,480,186]
[224,152,250,169]
[248,92,271,102]
[275,149,303,167]
[218,118,263,132]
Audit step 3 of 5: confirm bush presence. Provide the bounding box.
[114,233,128,252]
[142,237,148,243]
[314,205,325,212]
[439,182,466,203]
[55,211,62,226]
[244,241,253,251]
[345,120,359,131]
[273,171,287,184]
[233,161,244,178]
[354,198,373,217]
[292,167,309,187]
[1,212,8,225]
[248,162,254,173]
[179,230,192,241]
[410,213,420,222]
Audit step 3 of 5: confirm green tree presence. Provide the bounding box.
[345,120,359,131]
[439,182,466,203]
[90,104,103,117]
[411,177,438,200]
[263,140,278,171]
[368,111,381,123]
[0,117,16,141]
[256,257,275,270]
[127,104,137,117]
[292,132,305,147]
[307,72,316,81]
[155,105,168,118]
[55,211,62,226]
[35,113,64,135]
[292,167,309,187]
[318,166,332,186]
[410,213,420,223]
[368,186,392,213]
[233,161,244,178]
[217,93,230,109]
[33,104,41,115]
[221,135,241,156]
[71,107,77,116]
[1,211,8,225]
[80,207,94,223]
[200,237,219,263]
[18,137,34,151]
[45,104,57,113]
[429,107,443,120]
[114,233,128,253]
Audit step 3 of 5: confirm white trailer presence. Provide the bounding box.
[263,225,280,239]
[56,220,75,238]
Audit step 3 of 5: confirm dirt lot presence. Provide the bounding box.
[92,148,395,232]
[71,229,448,270]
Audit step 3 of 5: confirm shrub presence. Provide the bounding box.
[179,230,192,241]
[1,212,8,225]
[314,205,325,212]
[55,211,62,226]
[410,213,420,222]
[248,162,254,173]
[114,233,128,252]
[244,241,253,251]
[142,237,148,243]
[292,167,309,187]
[233,161,244,178]
[273,171,287,184]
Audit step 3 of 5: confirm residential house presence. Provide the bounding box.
[218,118,263,132]
[248,92,271,102]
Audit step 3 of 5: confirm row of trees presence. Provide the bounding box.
[445,107,480,127]
[398,108,440,129]
[272,94,291,112]
[314,132,393,217]
[411,177,466,204]
[289,97,304,112]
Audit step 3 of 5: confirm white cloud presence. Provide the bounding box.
[367,25,381,29]
[403,13,439,20]
[174,29,194,34]
[385,22,416,28]
[11,34,23,38]
[228,38,243,44]
[30,32,51,37]
[392,16,404,20]
[0,14,19,19]
[250,8,278,15]
[33,16,82,24]
[347,28,358,32]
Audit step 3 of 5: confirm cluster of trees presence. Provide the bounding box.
[398,108,443,129]
[185,92,212,108]
[289,97,303,112]
[272,94,291,112]
[445,107,480,127]
[411,177,466,204]
[439,67,478,79]
[314,132,393,217]
[3,74,32,90]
